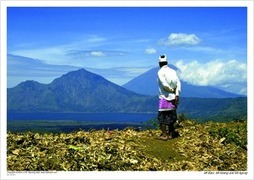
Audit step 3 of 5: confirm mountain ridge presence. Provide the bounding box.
[7,68,156,113]
[7,68,247,122]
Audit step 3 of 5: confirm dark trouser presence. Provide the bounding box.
[158,110,177,136]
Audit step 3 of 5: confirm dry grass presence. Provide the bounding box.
[7,120,247,171]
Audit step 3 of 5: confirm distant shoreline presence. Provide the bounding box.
[7,112,158,133]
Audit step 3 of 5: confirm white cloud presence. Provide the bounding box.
[86,36,107,43]
[239,87,247,95]
[9,34,109,65]
[90,51,106,57]
[160,33,201,46]
[11,47,67,65]
[145,48,157,54]
[175,59,247,95]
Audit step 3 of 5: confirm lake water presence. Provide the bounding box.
[7,112,158,133]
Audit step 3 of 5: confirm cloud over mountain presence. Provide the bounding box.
[175,59,247,95]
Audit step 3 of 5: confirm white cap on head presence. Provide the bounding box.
[159,54,167,62]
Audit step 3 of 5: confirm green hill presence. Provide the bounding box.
[178,97,247,122]
[7,119,247,171]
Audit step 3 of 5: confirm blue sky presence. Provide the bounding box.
[7,7,247,95]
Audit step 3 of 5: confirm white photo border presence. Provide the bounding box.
[1,1,253,180]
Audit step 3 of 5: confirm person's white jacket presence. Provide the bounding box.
[157,65,181,101]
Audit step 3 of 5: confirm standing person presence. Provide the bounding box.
[157,54,181,140]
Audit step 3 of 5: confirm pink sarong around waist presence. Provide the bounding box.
[158,98,176,111]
